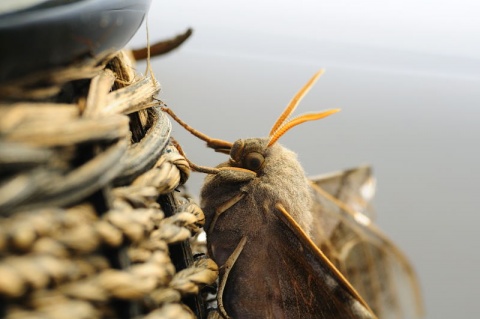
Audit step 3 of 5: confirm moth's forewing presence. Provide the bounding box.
[216,202,376,319]
[310,167,424,319]
[272,204,377,319]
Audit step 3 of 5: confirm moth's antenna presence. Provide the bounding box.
[268,109,340,147]
[269,69,325,137]
[267,70,339,147]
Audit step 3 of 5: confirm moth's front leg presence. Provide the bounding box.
[205,167,255,234]
[217,166,256,182]
[217,236,248,319]
[208,191,246,234]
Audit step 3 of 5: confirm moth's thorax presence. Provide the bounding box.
[257,140,314,234]
[200,137,314,249]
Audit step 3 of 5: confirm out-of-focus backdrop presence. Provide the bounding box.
[128,1,480,318]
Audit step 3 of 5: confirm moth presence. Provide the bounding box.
[162,70,423,319]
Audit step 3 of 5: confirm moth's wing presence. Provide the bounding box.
[310,165,375,219]
[266,203,377,319]
[220,201,377,319]
[309,173,424,319]
[309,166,375,247]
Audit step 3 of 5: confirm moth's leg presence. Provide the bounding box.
[162,106,233,153]
[170,137,258,178]
[208,192,246,234]
[132,28,192,60]
[217,236,248,319]
[170,137,220,174]
[207,310,223,319]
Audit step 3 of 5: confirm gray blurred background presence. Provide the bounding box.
[129,1,480,318]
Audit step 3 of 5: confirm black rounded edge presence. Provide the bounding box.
[0,0,152,83]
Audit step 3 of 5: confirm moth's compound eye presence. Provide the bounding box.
[244,152,265,171]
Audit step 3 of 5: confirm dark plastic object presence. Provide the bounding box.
[0,0,152,83]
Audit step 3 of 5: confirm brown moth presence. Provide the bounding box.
[162,70,422,319]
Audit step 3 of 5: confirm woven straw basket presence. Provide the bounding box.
[0,28,217,318]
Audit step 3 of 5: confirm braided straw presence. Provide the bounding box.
[0,43,217,318]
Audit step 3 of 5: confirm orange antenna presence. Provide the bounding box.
[268,109,340,147]
[269,69,325,137]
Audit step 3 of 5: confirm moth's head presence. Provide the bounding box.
[221,70,339,174]
[174,70,339,176]
[228,138,269,173]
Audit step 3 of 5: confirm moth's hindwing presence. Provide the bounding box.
[310,166,424,319]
